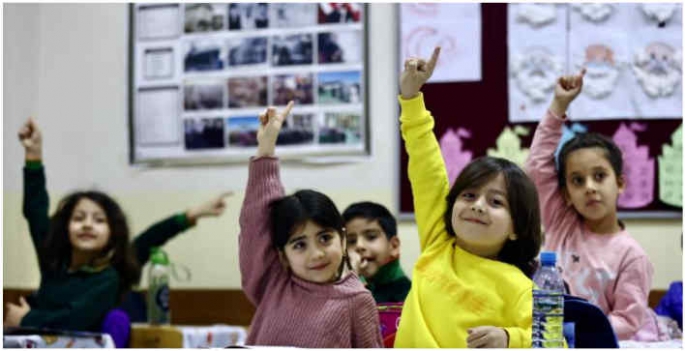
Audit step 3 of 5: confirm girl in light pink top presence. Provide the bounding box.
[525,69,662,341]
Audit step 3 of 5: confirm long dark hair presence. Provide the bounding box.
[42,191,140,299]
[444,157,542,277]
[270,189,351,272]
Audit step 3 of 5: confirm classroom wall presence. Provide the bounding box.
[3,3,682,291]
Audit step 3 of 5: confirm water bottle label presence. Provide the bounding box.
[156,284,170,312]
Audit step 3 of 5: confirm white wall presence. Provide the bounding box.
[4,4,681,291]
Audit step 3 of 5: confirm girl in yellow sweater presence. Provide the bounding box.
[395,47,543,348]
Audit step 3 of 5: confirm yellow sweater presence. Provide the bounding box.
[394,93,533,348]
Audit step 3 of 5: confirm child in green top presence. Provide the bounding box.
[4,118,232,331]
[343,201,410,303]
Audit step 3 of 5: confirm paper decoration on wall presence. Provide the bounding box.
[554,123,588,169]
[572,3,613,23]
[640,3,678,28]
[401,3,482,82]
[580,44,621,99]
[510,48,564,103]
[658,125,682,207]
[631,42,682,99]
[515,4,557,27]
[440,128,473,186]
[487,126,530,167]
[613,123,654,208]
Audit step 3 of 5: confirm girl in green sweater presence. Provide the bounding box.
[5,118,231,332]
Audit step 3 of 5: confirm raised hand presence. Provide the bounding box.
[466,326,508,348]
[550,68,586,117]
[18,117,42,161]
[400,46,441,100]
[256,101,294,158]
[186,191,234,224]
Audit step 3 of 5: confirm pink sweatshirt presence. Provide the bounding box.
[525,110,659,341]
[238,157,383,348]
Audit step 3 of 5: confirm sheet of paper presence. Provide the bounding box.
[658,125,682,207]
[613,123,654,208]
[487,126,530,167]
[137,4,181,40]
[508,4,568,123]
[401,3,481,82]
[136,87,180,145]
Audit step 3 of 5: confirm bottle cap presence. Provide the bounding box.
[150,247,170,265]
[539,251,557,266]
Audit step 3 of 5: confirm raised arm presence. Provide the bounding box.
[133,192,233,267]
[399,47,450,251]
[239,102,293,305]
[19,118,50,269]
[525,69,586,247]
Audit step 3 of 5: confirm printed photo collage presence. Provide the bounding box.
[135,3,366,157]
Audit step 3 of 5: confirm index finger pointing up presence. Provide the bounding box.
[282,100,295,117]
[426,46,441,75]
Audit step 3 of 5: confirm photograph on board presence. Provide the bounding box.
[185,4,226,33]
[318,71,362,104]
[184,81,225,110]
[272,73,314,105]
[272,34,314,66]
[184,117,226,150]
[228,76,268,108]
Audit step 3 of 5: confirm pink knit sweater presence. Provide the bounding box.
[526,111,659,341]
[238,157,383,348]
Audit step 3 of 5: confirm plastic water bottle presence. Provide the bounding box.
[532,251,565,348]
[147,247,171,325]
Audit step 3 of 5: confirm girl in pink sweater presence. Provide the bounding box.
[238,102,382,348]
[526,69,660,341]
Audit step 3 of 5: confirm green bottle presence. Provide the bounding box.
[147,247,170,325]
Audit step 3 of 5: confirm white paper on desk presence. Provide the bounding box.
[508,4,567,123]
[400,3,481,83]
[136,87,181,146]
[137,4,181,40]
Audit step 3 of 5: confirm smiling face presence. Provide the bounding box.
[281,220,345,284]
[563,147,625,222]
[450,174,517,258]
[68,198,111,255]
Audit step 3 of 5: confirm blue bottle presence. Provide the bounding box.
[532,251,565,348]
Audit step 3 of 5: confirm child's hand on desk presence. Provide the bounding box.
[466,326,508,348]
[4,296,30,327]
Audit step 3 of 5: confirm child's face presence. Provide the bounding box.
[281,220,344,284]
[345,218,399,279]
[450,174,516,258]
[563,147,624,222]
[68,198,111,255]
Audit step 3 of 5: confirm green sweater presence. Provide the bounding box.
[21,162,192,331]
[367,259,411,304]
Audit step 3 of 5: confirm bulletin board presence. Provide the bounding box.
[128,3,370,166]
[399,4,682,219]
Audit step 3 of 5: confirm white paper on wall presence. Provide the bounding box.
[567,6,633,120]
[400,3,482,83]
[136,87,181,145]
[509,3,682,122]
[508,4,567,123]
